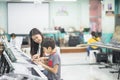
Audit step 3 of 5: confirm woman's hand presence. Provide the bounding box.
[31,54,40,60]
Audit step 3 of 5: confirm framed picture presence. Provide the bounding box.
[108,3,112,10]
[106,11,114,16]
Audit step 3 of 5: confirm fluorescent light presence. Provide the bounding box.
[21,0,34,1]
[21,0,39,1]
[54,0,77,1]
[21,0,42,3]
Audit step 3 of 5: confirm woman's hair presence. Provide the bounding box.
[29,28,44,57]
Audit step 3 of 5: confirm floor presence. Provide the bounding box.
[22,48,119,80]
[61,52,118,80]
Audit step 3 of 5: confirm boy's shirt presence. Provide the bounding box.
[87,37,100,49]
[10,38,16,46]
[47,52,61,80]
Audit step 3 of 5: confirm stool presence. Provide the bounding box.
[89,50,100,63]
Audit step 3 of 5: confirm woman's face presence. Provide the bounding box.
[32,34,42,44]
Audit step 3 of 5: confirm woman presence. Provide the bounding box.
[29,28,44,59]
[29,28,60,60]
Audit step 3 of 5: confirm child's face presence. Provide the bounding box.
[12,36,15,39]
[43,47,52,55]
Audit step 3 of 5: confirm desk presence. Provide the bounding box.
[77,42,120,50]
[89,42,120,51]
[77,42,120,63]
[89,42,120,79]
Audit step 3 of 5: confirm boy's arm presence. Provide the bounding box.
[40,57,49,65]
[32,57,48,64]
[39,62,58,74]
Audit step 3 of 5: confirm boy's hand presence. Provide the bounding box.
[32,58,41,64]
[33,59,43,66]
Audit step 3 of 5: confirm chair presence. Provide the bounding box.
[110,50,120,80]
[89,50,100,63]
[117,61,120,80]
[110,61,120,80]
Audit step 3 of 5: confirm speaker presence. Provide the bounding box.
[68,36,80,46]
[96,53,108,63]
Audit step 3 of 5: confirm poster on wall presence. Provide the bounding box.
[108,3,112,10]
[105,3,114,16]
[106,11,114,16]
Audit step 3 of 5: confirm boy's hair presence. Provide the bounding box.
[42,38,55,50]
[10,33,16,37]
[91,31,97,38]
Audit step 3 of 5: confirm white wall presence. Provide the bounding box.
[78,0,89,28]
[0,0,115,34]
[50,2,79,30]
[8,3,49,34]
[49,0,89,31]
[102,0,115,33]
[0,1,90,33]
[0,2,7,32]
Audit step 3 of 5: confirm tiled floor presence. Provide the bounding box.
[61,53,118,80]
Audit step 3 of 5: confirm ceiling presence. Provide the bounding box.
[0,0,54,3]
[0,0,77,2]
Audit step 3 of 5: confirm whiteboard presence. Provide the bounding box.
[8,3,49,34]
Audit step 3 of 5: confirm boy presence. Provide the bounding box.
[10,33,16,46]
[87,31,101,57]
[34,38,61,80]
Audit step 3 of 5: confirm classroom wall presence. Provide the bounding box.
[102,0,115,33]
[50,2,78,30]
[102,0,115,43]
[0,2,7,32]
[78,0,89,28]
[0,0,89,33]
[49,0,89,31]
[0,0,115,36]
